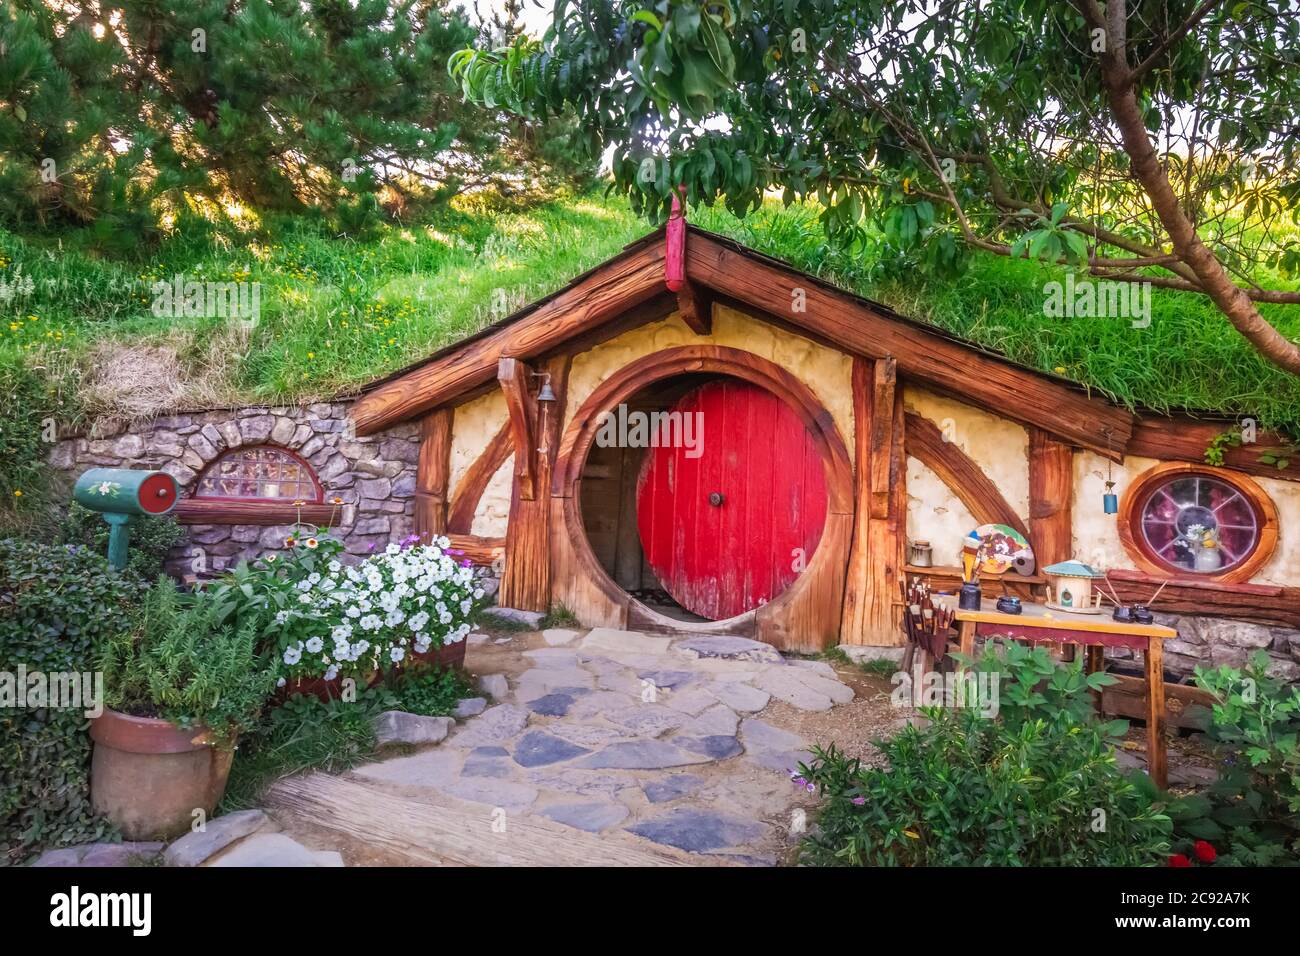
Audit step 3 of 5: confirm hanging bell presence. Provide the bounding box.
[536,379,557,403]
[1103,480,1118,514]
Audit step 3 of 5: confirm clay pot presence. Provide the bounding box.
[90,708,235,842]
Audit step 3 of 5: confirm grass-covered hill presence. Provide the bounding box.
[3,188,1300,525]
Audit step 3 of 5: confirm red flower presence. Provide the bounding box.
[1167,854,1192,867]
[1193,840,1217,864]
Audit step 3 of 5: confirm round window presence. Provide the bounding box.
[1134,471,1263,575]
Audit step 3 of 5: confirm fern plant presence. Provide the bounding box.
[99,578,276,748]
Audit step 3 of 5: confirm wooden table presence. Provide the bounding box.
[938,597,1178,789]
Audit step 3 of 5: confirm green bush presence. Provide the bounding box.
[56,502,185,580]
[796,643,1172,866]
[0,354,60,535]
[1168,652,1300,865]
[219,686,396,812]
[0,538,145,865]
[389,667,475,717]
[98,578,276,749]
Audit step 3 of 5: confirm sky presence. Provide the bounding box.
[472,0,555,38]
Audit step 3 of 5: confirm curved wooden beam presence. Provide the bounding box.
[446,421,513,535]
[556,344,853,514]
[904,411,1031,542]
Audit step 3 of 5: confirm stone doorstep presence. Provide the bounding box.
[204,832,344,868]
[164,809,274,867]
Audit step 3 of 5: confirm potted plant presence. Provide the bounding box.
[92,579,274,841]
[211,532,485,701]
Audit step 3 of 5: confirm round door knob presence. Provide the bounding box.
[708,492,724,507]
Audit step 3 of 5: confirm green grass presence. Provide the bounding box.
[688,201,1300,435]
[220,691,388,812]
[4,186,1300,531]
[820,645,899,678]
[539,604,581,629]
[220,668,475,811]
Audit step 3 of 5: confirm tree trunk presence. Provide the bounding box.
[1088,0,1300,375]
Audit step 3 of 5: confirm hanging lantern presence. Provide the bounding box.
[1101,428,1119,514]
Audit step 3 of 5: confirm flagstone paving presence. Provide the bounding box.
[302,626,861,865]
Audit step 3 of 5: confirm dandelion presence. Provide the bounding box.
[13,490,23,497]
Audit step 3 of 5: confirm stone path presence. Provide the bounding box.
[269,627,857,865]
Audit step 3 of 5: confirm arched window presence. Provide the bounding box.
[196,446,322,502]
[1119,463,1278,583]
[177,444,335,526]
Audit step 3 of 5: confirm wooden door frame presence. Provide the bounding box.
[551,344,853,652]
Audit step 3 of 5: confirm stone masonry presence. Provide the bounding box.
[48,399,419,576]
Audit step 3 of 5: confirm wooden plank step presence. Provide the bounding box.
[265,773,699,867]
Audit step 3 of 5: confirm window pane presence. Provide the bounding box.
[196,446,319,501]
[1139,473,1259,574]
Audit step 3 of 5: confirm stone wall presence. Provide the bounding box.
[1105,613,1300,685]
[49,400,419,575]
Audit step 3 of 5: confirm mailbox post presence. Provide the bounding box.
[73,468,180,570]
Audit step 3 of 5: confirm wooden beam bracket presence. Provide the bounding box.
[868,358,897,518]
[498,356,538,501]
[676,279,713,335]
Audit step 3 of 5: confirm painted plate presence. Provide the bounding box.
[974,523,1032,574]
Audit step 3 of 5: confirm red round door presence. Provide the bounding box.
[636,379,828,620]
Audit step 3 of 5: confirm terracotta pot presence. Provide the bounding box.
[90,708,235,842]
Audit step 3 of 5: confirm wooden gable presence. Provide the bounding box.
[351,226,1133,458]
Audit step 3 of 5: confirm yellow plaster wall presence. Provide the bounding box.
[906,455,978,565]
[449,390,512,538]
[1074,451,1300,587]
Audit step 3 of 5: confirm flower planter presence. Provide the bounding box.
[408,639,467,672]
[276,669,383,703]
[276,640,467,702]
[90,708,235,842]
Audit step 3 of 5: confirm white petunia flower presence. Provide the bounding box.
[305,636,324,654]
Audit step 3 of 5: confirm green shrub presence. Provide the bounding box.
[0,353,59,535]
[98,578,275,749]
[1168,652,1300,865]
[56,502,185,580]
[796,643,1171,866]
[219,686,396,812]
[389,667,475,717]
[0,538,145,865]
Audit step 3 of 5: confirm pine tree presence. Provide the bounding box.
[0,1,592,241]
